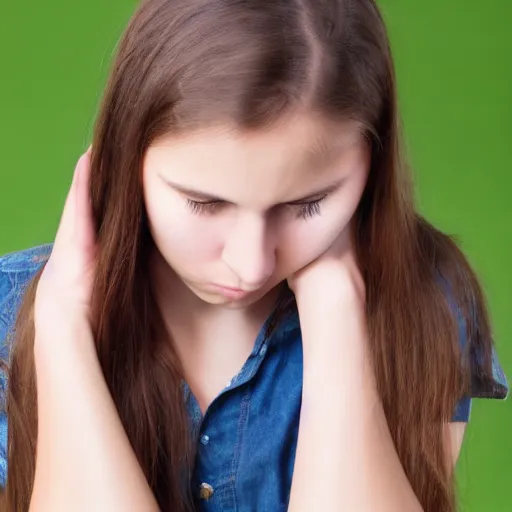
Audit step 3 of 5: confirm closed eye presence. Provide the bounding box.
[286,196,326,219]
[185,196,327,220]
[185,199,223,215]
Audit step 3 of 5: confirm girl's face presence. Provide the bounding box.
[142,114,370,309]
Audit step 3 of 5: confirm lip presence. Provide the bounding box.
[208,283,251,299]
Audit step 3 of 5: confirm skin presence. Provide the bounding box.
[142,114,370,410]
[142,114,370,310]
[29,114,466,511]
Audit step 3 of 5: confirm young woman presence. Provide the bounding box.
[0,0,508,511]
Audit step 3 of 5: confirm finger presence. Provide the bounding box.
[53,151,91,251]
[74,148,96,253]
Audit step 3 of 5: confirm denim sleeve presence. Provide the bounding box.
[450,300,509,423]
[0,268,12,488]
[451,395,472,423]
[0,244,53,489]
[0,410,6,487]
[0,263,13,488]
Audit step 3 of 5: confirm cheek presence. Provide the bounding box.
[143,183,222,267]
[277,219,340,273]
[277,183,365,273]
[152,213,222,265]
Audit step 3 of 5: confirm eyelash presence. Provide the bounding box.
[186,197,326,220]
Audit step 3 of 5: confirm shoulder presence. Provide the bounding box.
[0,243,53,364]
[0,243,53,274]
[435,268,508,423]
[0,243,53,487]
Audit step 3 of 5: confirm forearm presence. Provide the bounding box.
[288,293,423,512]
[30,321,159,512]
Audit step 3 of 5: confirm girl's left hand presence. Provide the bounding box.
[287,222,365,308]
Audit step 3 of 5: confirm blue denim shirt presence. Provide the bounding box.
[0,244,509,510]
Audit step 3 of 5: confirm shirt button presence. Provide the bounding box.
[200,434,210,445]
[199,482,214,500]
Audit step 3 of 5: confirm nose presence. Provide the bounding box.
[221,214,275,290]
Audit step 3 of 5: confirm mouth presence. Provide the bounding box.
[207,283,253,300]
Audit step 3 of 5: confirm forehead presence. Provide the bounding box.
[144,114,367,206]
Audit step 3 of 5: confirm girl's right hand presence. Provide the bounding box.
[34,147,97,341]
[29,148,160,512]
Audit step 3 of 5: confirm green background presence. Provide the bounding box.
[0,1,509,509]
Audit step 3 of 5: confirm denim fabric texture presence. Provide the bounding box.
[0,244,508,510]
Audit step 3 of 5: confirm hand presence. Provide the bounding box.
[288,222,369,364]
[287,221,365,308]
[34,147,97,339]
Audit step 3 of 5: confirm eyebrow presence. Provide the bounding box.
[160,177,345,205]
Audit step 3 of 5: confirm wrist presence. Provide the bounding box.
[34,317,97,372]
[296,269,368,365]
[296,271,363,318]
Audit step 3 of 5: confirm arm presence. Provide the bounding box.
[445,422,466,473]
[27,150,158,511]
[286,222,472,511]
[30,320,159,512]
[287,286,424,512]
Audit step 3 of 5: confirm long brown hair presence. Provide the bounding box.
[2,0,504,510]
